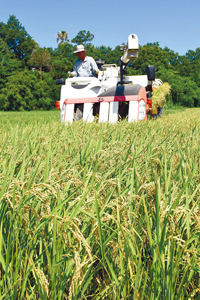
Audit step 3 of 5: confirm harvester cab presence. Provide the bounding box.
[56,34,159,123]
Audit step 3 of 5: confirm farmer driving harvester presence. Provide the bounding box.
[68,44,98,78]
[68,45,99,120]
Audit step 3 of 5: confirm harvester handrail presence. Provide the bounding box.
[65,77,98,83]
[102,64,118,68]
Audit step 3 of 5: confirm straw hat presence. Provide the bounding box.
[73,45,86,53]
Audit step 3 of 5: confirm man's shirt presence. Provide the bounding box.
[72,56,98,77]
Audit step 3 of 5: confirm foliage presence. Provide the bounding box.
[130,43,170,74]
[71,30,94,45]
[49,43,74,79]
[157,67,200,107]
[28,47,51,75]
[56,30,69,44]
[92,45,121,65]
[0,70,54,111]
[0,109,200,298]
[0,38,21,90]
[0,15,36,64]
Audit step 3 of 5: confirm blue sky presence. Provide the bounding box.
[1,0,200,55]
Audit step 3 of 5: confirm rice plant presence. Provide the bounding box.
[151,82,171,110]
[0,108,200,299]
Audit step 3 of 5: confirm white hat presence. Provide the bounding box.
[74,45,86,53]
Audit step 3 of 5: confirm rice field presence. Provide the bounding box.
[0,108,200,299]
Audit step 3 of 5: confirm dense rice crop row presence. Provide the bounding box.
[0,108,200,299]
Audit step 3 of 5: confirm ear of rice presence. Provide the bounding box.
[151,82,171,110]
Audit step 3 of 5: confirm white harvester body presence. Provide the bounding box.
[56,34,158,123]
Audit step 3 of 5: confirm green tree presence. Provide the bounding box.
[0,38,20,90]
[71,30,94,45]
[157,66,200,107]
[28,47,51,76]
[93,45,116,63]
[49,43,74,79]
[0,15,36,64]
[178,49,200,86]
[130,43,170,75]
[163,46,180,68]
[84,44,122,66]
[56,31,69,45]
[0,70,53,111]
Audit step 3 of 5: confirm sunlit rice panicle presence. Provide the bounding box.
[35,268,49,296]
[151,82,171,109]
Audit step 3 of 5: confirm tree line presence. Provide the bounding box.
[0,15,200,111]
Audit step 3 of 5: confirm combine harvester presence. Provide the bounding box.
[56,34,161,123]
